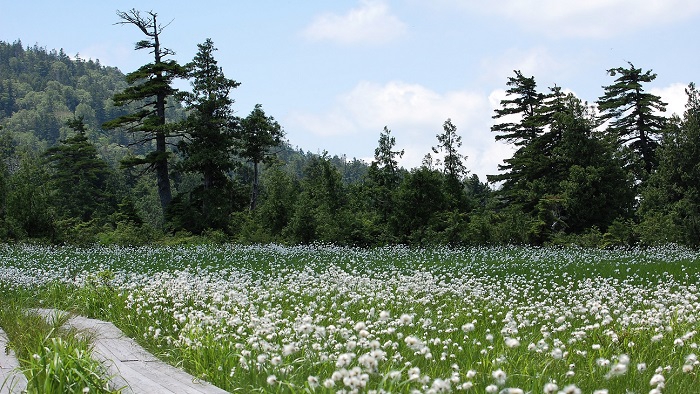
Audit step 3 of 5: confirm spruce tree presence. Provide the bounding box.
[640,83,700,245]
[367,126,403,222]
[179,38,240,189]
[370,126,403,185]
[433,119,467,181]
[44,117,115,222]
[174,39,240,230]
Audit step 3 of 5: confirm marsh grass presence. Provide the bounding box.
[0,303,120,393]
[1,244,700,392]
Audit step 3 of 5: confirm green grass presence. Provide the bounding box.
[0,302,120,393]
[1,244,700,392]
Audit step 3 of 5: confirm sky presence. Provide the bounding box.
[2,0,699,180]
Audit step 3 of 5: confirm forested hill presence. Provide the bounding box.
[0,40,365,172]
[0,40,134,150]
[0,39,204,172]
[0,39,372,244]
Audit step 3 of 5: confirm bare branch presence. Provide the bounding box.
[128,135,158,147]
[115,9,155,37]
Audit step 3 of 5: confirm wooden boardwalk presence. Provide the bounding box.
[33,309,229,393]
[0,328,27,394]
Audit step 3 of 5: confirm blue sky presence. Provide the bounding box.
[2,1,699,179]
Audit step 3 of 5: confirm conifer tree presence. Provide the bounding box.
[367,126,403,222]
[44,117,114,221]
[393,165,448,245]
[433,119,468,210]
[491,70,544,146]
[597,62,667,180]
[238,104,284,211]
[490,71,633,241]
[433,119,467,182]
[640,83,700,245]
[544,94,633,235]
[488,71,545,193]
[179,38,240,189]
[286,152,345,243]
[173,39,240,230]
[370,126,403,185]
[6,151,53,239]
[103,9,186,213]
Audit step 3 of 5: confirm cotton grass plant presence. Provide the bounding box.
[1,244,700,392]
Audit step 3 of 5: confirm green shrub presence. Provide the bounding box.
[637,211,683,246]
[97,222,160,246]
[550,227,604,247]
[54,218,101,246]
[602,218,639,247]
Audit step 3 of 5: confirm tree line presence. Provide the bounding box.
[0,9,698,247]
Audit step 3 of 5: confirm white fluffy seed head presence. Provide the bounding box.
[650,373,665,386]
[543,382,558,394]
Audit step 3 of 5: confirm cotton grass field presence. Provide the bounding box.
[1,244,700,393]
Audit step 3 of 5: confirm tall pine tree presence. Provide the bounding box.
[597,62,667,181]
[179,38,240,189]
[491,70,544,146]
[488,71,546,207]
[103,9,186,213]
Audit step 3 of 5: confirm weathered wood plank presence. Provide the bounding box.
[0,328,28,394]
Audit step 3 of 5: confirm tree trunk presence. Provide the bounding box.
[155,132,172,212]
[250,161,259,211]
[154,56,172,212]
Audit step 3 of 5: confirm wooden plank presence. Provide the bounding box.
[35,309,228,394]
[0,328,28,394]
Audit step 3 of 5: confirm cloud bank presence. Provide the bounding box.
[651,83,688,118]
[287,80,513,179]
[450,0,700,38]
[302,0,407,45]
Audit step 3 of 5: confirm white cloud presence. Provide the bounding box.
[286,80,513,180]
[286,109,357,138]
[479,47,565,86]
[651,83,688,118]
[340,81,486,130]
[448,0,700,38]
[77,42,142,73]
[302,0,407,45]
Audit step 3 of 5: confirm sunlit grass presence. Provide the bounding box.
[0,302,119,393]
[1,244,699,393]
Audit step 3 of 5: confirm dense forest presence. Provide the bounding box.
[1,11,698,247]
